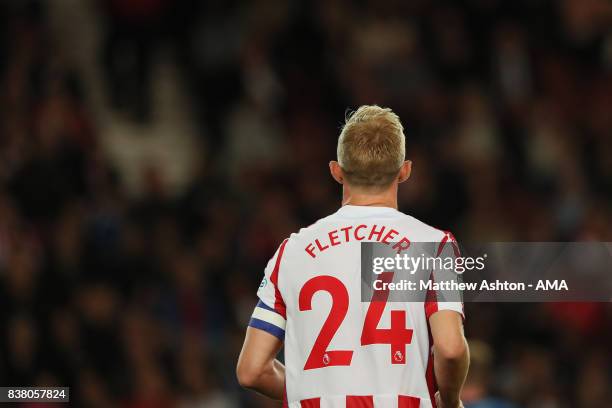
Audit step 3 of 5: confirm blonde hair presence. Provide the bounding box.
[337,105,405,187]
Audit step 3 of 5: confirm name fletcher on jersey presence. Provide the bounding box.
[304,224,411,258]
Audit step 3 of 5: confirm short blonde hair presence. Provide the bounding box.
[337,105,405,187]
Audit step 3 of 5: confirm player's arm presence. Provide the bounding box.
[429,310,469,408]
[236,325,285,399]
[238,239,289,399]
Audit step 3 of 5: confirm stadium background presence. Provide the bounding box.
[0,0,611,407]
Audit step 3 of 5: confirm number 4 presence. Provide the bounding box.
[361,272,413,364]
[299,272,413,370]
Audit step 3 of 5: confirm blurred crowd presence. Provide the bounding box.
[1,0,612,407]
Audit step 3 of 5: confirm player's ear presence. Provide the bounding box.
[397,160,412,183]
[329,161,344,185]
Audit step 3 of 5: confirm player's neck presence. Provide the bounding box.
[341,184,398,209]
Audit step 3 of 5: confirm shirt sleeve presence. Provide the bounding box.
[248,239,288,340]
[425,231,465,320]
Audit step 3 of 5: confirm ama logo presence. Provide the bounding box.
[535,280,568,290]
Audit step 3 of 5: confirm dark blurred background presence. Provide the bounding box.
[0,0,611,407]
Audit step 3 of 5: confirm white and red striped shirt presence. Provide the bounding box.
[249,205,464,408]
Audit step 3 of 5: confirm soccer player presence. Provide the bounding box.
[237,105,469,408]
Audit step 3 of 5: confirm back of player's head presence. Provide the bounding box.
[337,105,406,188]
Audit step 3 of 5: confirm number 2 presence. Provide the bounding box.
[299,272,413,369]
[299,276,353,369]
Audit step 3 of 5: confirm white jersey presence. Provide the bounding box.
[249,205,464,408]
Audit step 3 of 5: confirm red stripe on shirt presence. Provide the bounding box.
[424,232,447,319]
[270,238,289,319]
[445,231,461,257]
[436,233,449,256]
[432,231,465,318]
[427,231,459,319]
[300,397,320,408]
[346,395,374,408]
[425,278,439,320]
[399,395,421,408]
[426,306,438,407]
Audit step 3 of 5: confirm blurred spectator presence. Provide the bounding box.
[462,340,516,408]
[102,0,170,122]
